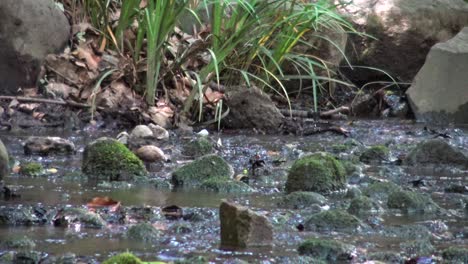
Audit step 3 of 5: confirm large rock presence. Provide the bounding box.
[338,0,468,85]
[406,27,468,124]
[24,136,75,155]
[403,139,468,168]
[82,137,148,181]
[219,200,273,249]
[298,238,354,262]
[0,139,9,181]
[223,86,284,131]
[285,152,347,194]
[0,0,70,94]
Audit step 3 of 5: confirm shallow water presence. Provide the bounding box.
[0,120,467,263]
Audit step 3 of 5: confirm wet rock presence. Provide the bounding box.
[116,131,129,145]
[0,0,70,95]
[200,179,253,193]
[339,0,468,85]
[304,209,363,232]
[285,152,346,194]
[442,247,468,263]
[223,85,284,131]
[350,93,378,117]
[172,154,234,188]
[82,137,147,181]
[359,145,390,164]
[128,125,154,148]
[387,190,439,213]
[19,162,43,176]
[297,238,354,262]
[363,181,402,201]
[345,186,362,199]
[277,191,327,209]
[403,139,468,168]
[53,208,105,229]
[347,195,381,216]
[383,94,409,118]
[13,251,43,264]
[182,137,213,157]
[102,252,142,264]
[148,123,169,140]
[220,200,273,249]
[400,238,434,257]
[0,139,9,181]
[384,225,432,241]
[127,222,159,243]
[367,252,404,264]
[0,206,45,225]
[24,136,75,155]
[3,236,36,251]
[407,27,468,124]
[445,184,468,194]
[134,145,169,163]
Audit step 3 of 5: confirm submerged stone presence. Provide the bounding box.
[404,139,468,168]
[277,191,327,209]
[359,145,390,164]
[387,190,439,213]
[53,208,105,229]
[363,181,402,201]
[82,137,147,181]
[304,209,362,232]
[182,137,213,157]
[24,136,75,155]
[200,179,253,193]
[285,152,346,194]
[348,195,381,216]
[172,154,233,188]
[3,236,36,251]
[400,238,434,257]
[298,238,354,262]
[102,252,142,264]
[442,247,468,263]
[127,222,159,243]
[220,200,273,249]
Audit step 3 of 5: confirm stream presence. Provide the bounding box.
[0,120,467,263]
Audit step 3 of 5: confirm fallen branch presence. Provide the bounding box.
[279,106,350,119]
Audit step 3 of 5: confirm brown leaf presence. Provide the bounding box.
[18,103,40,113]
[203,88,224,104]
[87,196,121,212]
[75,46,101,71]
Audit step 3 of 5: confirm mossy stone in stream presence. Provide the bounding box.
[285,152,346,194]
[183,137,213,157]
[172,154,233,188]
[363,181,401,200]
[20,162,43,176]
[53,208,105,228]
[102,252,142,264]
[348,195,380,216]
[400,238,434,256]
[387,190,438,213]
[0,139,9,181]
[359,145,389,164]
[442,247,468,263]
[200,179,253,193]
[82,137,147,181]
[127,222,159,243]
[3,236,36,251]
[277,191,327,209]
[298,238,354,262]
[304,209,362,232]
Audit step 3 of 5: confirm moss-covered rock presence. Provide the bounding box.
[3,236,36,250]
[442,247,468,263]
[363,181,401,200]
[387,190,438,213]
[127,222,159,243]
[404,138,468,168]
[0,139,9,181]
[400,238,434,256]
[277,191,327,209]
[183,137,213,157]
[200,179,253,193]
[53,207,105,228]
[298,238,354,262]
[172,154,233,188]
[82,137,147,181]
[102,252,142,264]
[367,252,404,264]
[359,145,389,164]
[304,209,362,232]
[13,251,42,264]
[285,152,346,194]
[20,162,43,176]
[348,195,380,216]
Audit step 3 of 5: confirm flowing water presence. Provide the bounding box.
[0,120,467,263]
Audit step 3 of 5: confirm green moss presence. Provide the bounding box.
[200,179,253,193]
[298,238,353,262]
[442,247,468,263]
[82,138,147,181]
[20,162,43,176]
[4,236,36,250]
[348,195,377,216]
[359,145,389,164]
[172,154,233,188]
[277,191,327,209]
[304,209,361,232]
[285,152,346,194]
[387,190,438,213]
[400,239,434,256]
[102,252,142,264]
[183,137,213,157]
[54,208,105,228]
[127,223,159,243]
[363,181,401,200]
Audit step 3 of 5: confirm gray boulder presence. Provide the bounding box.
[339,0,468,84]
[220,200,273,249]
[0,0,70,94]
[0,139,9,181]
[406,27,468,124]
[404,139,468,168]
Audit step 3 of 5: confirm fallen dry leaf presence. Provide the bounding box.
[75,46,101,71]
[87,196,121,212]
